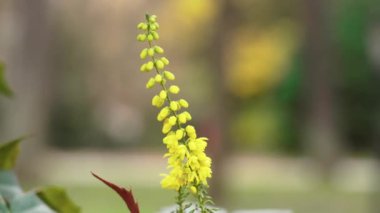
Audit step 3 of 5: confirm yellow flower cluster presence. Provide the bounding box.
[137,14,212,192]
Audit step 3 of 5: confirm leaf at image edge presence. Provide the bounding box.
[0,138,23,170]
[0,195,10,213]
[37,186,81,213]
[0,63,13,97]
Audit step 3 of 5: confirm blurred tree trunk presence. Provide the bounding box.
[2,0,53,180]
[303,0,342,182]
[204,0,236,203]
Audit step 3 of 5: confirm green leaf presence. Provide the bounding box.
[0,62,13,97]
[0,171,23,201]
[0,138,23,170]
[0,195,10,212]
[10,192,55,213]
[37,186,80,213]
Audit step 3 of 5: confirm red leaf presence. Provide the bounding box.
[91,172,140,213]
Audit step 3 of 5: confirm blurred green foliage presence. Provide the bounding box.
[0,62,13,97]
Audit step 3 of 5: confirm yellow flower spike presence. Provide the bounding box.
[138,14,214,210]
[163,71,175,80]
[154,74,163,83]
[140,63,147,72]
[147,34,154,41]
[154,46,164,54]
[147,48,155,57]
[152,95,164,108]
[157,107,170,121]
[146,61,154,71]
[155,60,165,69]
[169,85,180,94]
[168,116,177,126]
[178,113,187,124]
[159,90,167,99]
[161,57,170,65]
[170,101,179,111]
[175,129,184,140]
[140,48,148,59]
[179,99,189,108]
[146,78,156,89]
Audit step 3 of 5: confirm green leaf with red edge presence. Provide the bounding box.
[91,172,140,213]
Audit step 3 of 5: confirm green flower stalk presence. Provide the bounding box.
[137,14,215,213]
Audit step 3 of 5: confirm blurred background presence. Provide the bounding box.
[0,0,380,212]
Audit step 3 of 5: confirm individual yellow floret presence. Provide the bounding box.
[157,107,170,121]
[140,48,148,59]
[146,77,156,89]
[179,99,189,108]
[170,101,179,111]
[169,85,180,94]
[156,60,165,69]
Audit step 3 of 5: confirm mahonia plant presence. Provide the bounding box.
[137,14,215,213]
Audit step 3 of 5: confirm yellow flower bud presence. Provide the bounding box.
[159,90,167,99]
[179,99,189,108]
[155,74,163,83]
[190,186,197,194]
[148,48,155,57]
[188,140,197,151]
[186,125,196,139]
[162,121,172,134]
[137,34,146,41]
[150,24,157,31]
[137,23,143,29]
[140,48,148,59]
[146,78,155,88]
[142,23,148,30]
[169,85,180,94]
[168,116,177,126]
[178,113,187,124]
[152,95,164,107]
[184,111,192,121]
[152,31,159,40]
[149,15,157,23]
[157,107,170,121]
[154,46,164,54]
[153,22,160,29]
[163,71,175,80]
[170,101,179,111]
[146,61,154,71]
[147,34,154,41]
[155,60,165,69]
[161,57,170,65]
[175,129,184,140]
[140,64,147,72]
